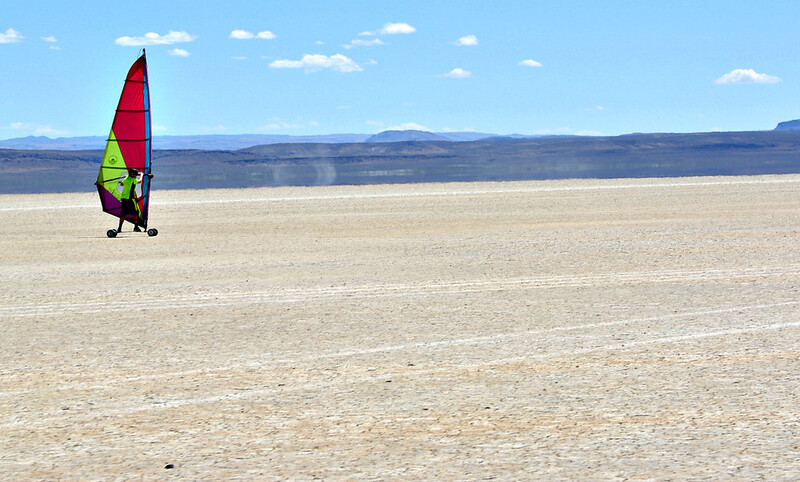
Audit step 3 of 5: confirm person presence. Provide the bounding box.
[116,168,150,233]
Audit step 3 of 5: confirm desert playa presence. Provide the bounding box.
[1,175,800,479]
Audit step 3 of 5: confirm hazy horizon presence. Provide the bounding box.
[1,124,792,144]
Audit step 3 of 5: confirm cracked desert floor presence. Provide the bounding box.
[2,175,800,480]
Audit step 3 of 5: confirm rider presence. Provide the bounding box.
[117,168,146,233]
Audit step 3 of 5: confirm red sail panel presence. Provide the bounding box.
[114,57,148,172]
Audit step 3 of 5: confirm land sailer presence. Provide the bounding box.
[94,49,158,238]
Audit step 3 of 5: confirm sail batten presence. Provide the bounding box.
[95,51,153,228]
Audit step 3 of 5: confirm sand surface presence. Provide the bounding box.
[1,176,800,480]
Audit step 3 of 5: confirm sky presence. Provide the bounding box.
[2,0,800,140]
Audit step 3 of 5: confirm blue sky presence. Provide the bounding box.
[2,0,799,140]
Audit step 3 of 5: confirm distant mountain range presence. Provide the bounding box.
[0,130,505,151]
[3,130,800,194]
[4,120,800,151]
[366,130,452,142]
[775,119,800,131]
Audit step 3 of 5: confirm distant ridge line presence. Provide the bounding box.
[5,119,800,150]
[3,130,800,193]
[0,130,505,151]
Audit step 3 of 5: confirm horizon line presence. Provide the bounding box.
[0,127,791,143]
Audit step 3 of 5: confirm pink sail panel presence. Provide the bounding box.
[113,56,149,172]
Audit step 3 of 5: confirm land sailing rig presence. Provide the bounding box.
[95,49,158,238]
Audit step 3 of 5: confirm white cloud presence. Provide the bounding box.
[232,56,248,60]
[343,38,385,49]
[7,121,65,136]
[0,28,23,44]
[115,30,196,46]
[440,68,472,78]
[715,68,781,84]
[519,59,542,67]
[388,122,431,131]
[230,29,252,39]
[360,22,416,36]
[534,127,573,135]
[44,36,61,51]
[258,119,308,130]
[455,35,478,46]
[168,48,190,57]
[534,127,605,136]
[230,29,275,40]
[381,22,416,34]
[269,53,363,73]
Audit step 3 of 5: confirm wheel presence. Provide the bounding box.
[106,229,117,238]
[147,228,158,237]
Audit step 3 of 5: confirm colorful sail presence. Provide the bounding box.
[95,50,152,227]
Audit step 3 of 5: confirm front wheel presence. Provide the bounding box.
[106,229,118,238]
[147,228,158,237]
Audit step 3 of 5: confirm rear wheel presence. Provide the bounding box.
[147,228,158,237]
[106,229,117,238]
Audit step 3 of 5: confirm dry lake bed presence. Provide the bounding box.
[1,175,800,479]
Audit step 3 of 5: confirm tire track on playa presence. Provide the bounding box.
[2,177,799,212]
[6,298,796,397]
[3,264,800,318]
[2,300,798,428]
